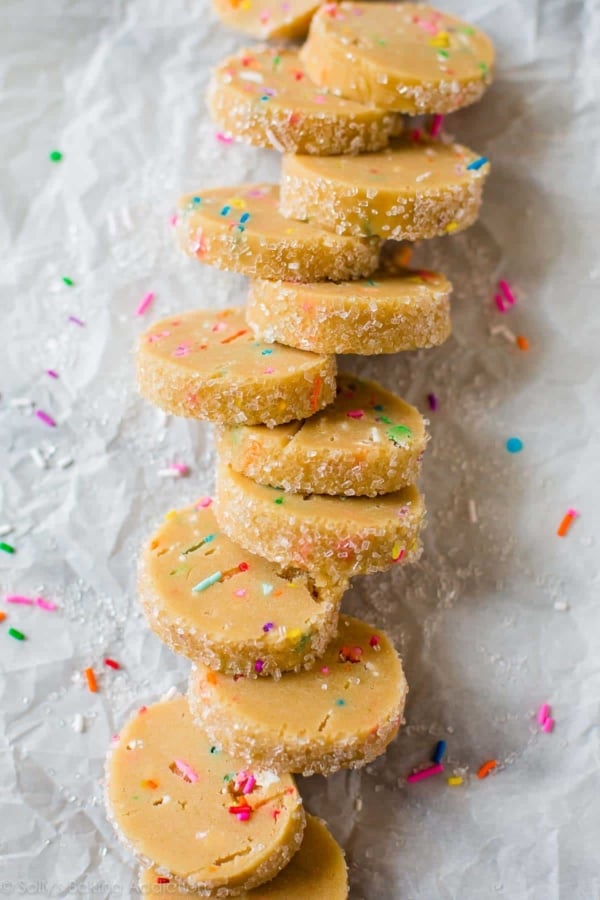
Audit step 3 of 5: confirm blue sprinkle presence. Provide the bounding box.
[261,349,273,356]
[374,404,384,411]
[192,571,222,592]
[203,533,216,543]
[335,699,346,707]
[192,196,201,204]
[261,583,273,596]
[467,156,488,171]
[237,225,245,232]
[506,437,523,454]
[239,212,250,224]
[432,740,447,764]
[220,205,231,216]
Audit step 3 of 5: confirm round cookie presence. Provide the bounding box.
[140,814,348,899]
[136,308,336,427]
[247,268,452,355]
[212,0,320,41]
[216,374,428,496]
[214,463,425,582]
[106,697,305,895]
[189,615,407,776]
[300,2,495,114]
[139,503,346,676]
[176,185,380,281]
[208,46,397,156]
[280,139,490,240]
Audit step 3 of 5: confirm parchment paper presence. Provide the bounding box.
[1,0,599,897]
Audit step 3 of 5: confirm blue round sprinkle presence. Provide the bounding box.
[506,437,523,454]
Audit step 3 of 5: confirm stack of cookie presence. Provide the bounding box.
[106,3,494,896]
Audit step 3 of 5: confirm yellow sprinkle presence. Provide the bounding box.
[429,32,450,48]
[391,541,403,561]
[445,221,459,233]
[230,197,246,209]
[165,510,177,520]
[240,0,251,8]
[287,629,303,641]
[447,776,463,786]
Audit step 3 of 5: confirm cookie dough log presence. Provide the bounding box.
[216,373,428,496]
[246,267,452,355]
[176,185,380,281]
[106,697,306,896]
[212,0,319,41]
[189,615,407,776]
[140,814,348,899]
[139,503,346,676]
[300,2,495,114]
[136,308,336,427]
[215,463,425,582]
[208,46,397,156]
[280,139,490,240]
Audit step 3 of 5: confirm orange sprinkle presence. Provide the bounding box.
[557,509,578,537]
[477,759,497,779]
[206,670,218,685]
[220,329,248,344]
[84,667,98,693]
[141,779,158,790]
[516,335,529,351]
[0,611,6,623]
[309,376,323,411]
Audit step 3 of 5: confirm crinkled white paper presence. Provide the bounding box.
[1,0,599,897]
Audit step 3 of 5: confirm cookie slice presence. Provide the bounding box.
[189,615,407,776]
[136,308,336,427]
[212,0,319,41]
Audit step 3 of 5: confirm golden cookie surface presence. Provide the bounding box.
[212,0,319,41]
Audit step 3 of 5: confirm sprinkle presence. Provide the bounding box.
[430,114,444,138]
[339,645,363,663]
[537,703,551,725]
[49,150,63,162]
[243,774,256,794]
[172,759,199,783]
[468,499,478,524]
[0,612,5,623]
[30,448,47,469]
[498,279,517,306]
[58,456,74,469]
[387,424,412,444]
[156,877,170,884]
[346,409,364,419]
[105,658,120,670]
[84,667,98,693]
[263,622,274,632]
[8,628,26,641]
[516,335,529,351]
[196,497,212,508]
[407,763,444,783]
[220,205,231,216]
[477,759,497,779]
[261,583,273,596]
[467,157,488,171]
[490,324,516,343]
[554,600,569,611]
[36,597,57,611]
[216,132,234,144]
[391,543,405,563]
[6,595,32,605]
[136,292,155,316]
[447,776,463,786]
[557,508,578,537]
[68,315,85,326]
[425,393,438,412]
[0,525,13,537]
[239,212,251,224]
[335,699,346,707]
[36,410,56,428]
[62,276,74,286]
[369,635,380,648]
[445,221,459,233]
[0,542,15,554]
[192,572,222,592]
[47,369,59,379]
[432,740,447,764]
[542,717,555,733]
[72,714,85,733]
[141,779,158,789]
[506,437,523,454]
[494,293,507,313]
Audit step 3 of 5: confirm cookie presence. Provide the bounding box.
[139,814,348,899]
[214,463,425,581]
[139,503,346,677]
[189,615,407,776]
[105,697,305,896]
[216,373,428,496]
[136,308,336,427]
[246,268,452,355]
[280,139,490,240]
[208,46,397,156]
[176,185,380,281]
[212,0,319,41]
[300,2,494,114]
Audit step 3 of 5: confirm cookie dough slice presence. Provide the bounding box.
[247,268,452,355]
[139,503,346,676]
[215,463,424,582]
[208,46,397,156]
[176,185,379,281]
[140,814,348,898]
[216,373,428,496]
[106,697,305,895]
[212,0,319,41]
[301,2,495,114]
[189,614,407,776]
[136,308,336,427]
[280,139,490,240]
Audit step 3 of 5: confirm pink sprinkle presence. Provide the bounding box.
[537,703,551,725]
[236,811,251,822]
[35,597,58,611]
[169,214,178,227]
[314,95,327,104]
[255,659,264,674]
[234,771,249,791]
[46,369,59,379]
[346,410,364,419]
[234,588,247,598]
[542,717,555,733]
[136,292,155,316]
[567,507,578,518]
[243,775,256,794]
[263,367,274,374]
[36,410,56,428]
[173,759,199,783]
[430,114,444,138]
[494,293,506,313]
[321,666,330,675]
[170,463,189,476]
[6,595,34,606]
[216,132,234,144]
[407,763,444,783]
[411,128,423,142]
[427,393,438,411]
[68,315,85,326]
[196,497,212,508]
[498,279,516,306]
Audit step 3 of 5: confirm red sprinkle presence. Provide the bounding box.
[104,658,120,670]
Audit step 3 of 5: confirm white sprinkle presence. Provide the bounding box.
[195,831,208,840]
[468,498,478,524]
[72,714,85,734]
[554,600,569,612]
[256,770,280,789]
[11,397,34,408]
[287,262,300,271]
[157,468,183,478]
[239,70,264,83]
[30,448,48,469]
[415,171,432,182]
[162,686,178,701]
[490,324,516,344]
[58,456,74,469]
[0,524,14,537]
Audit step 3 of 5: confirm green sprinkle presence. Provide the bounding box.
[378,415,392,425]
[366,279,378,287]
[0,542,15,554]
[273,55,281,67]
[274,497,284,505]
[387,424,412,445]
[62,276,74,286]
[479,61,488,74]
[49,150,63,162]
[169,565,188,576]
[210,746,219,754]
[223,773,233,782]
[8,628,26,641]
[438,49,449,59]
[192,571,222,592]
[295,633,310,652]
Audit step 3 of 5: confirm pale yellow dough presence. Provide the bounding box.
[212,0,320,41]
[215,463,425,582]
[280,139,490,240]
[176,185,380,281]
[216,373,428,496]
[105,697,305,896]
[246,267,452,355]
[136,308,336,427]
[301,2,495,114]
[139,503,346,676]
[189,615,408,776]
[208,46,397,156]
[139,814,348,899]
